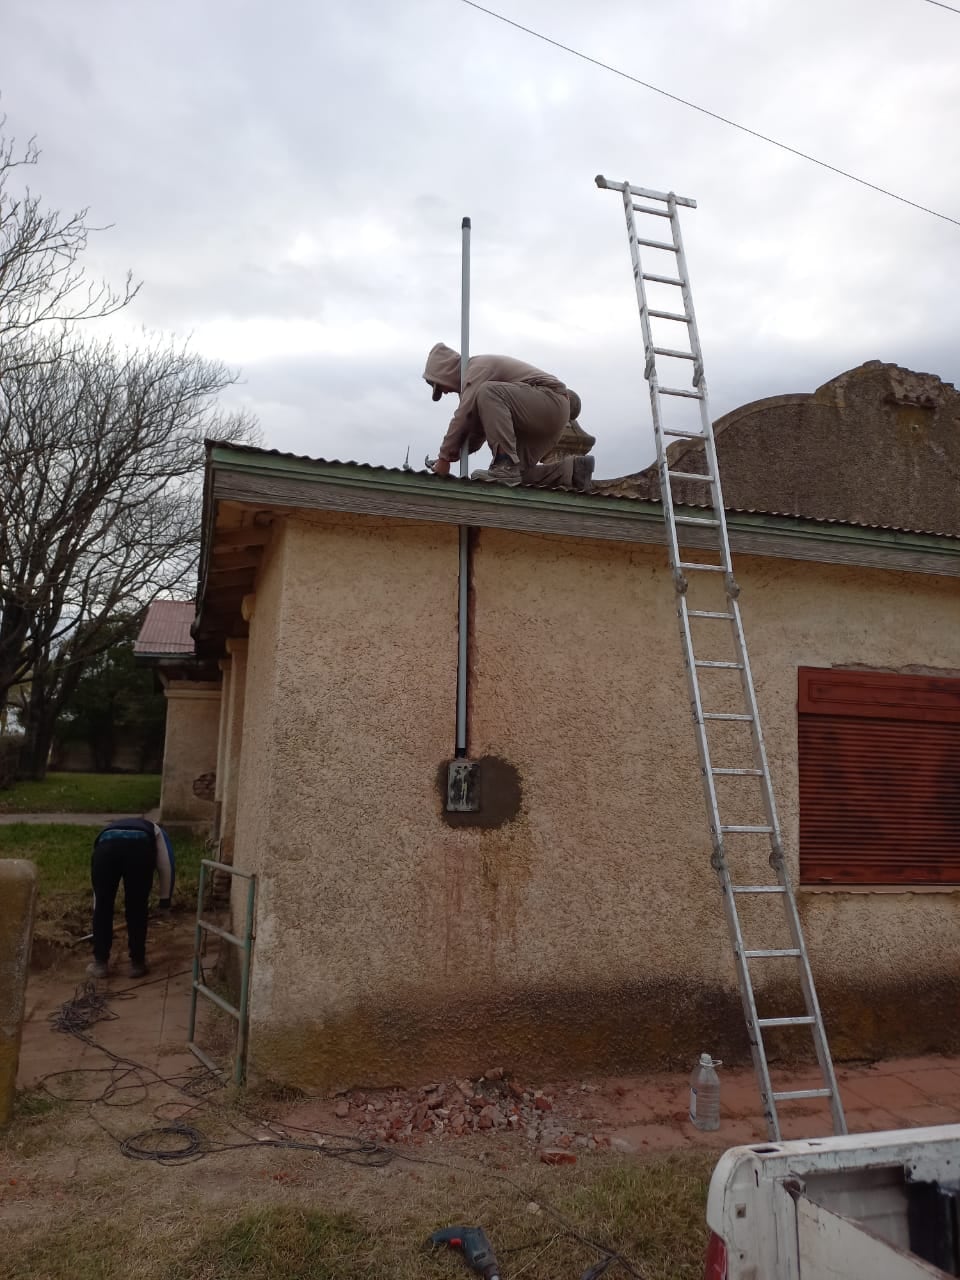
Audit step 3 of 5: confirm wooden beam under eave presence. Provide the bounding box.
[209,549,265,572]
[202,589,247,611]
[198,597,247,624]
[205,567,256,591]
[211,526,273,551]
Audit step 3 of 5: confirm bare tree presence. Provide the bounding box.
[0,334,257,777]
[0,122,138,347]
[0,120,259,776]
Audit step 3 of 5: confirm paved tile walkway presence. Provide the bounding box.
[596,1056,960,1152]
[18,920,199,1091]
[17,930,960,1152]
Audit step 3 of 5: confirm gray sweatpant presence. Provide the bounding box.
[476,382,574,487]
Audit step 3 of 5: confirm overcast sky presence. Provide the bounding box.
[4,0,960,478]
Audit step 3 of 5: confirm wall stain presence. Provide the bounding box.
[252,977,750,1090]
[250,970,960,1092]
[437,755,523,829]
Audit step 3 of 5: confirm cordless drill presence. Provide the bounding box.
[428,1226,501,1280]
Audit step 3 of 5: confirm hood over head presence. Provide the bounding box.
[423,343,462,399]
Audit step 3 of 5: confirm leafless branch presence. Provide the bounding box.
[0,121,140,349]
[1,331,259,773]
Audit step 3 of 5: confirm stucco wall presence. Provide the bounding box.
[219,639,248,863]
[214,658,232,811]
[238,514,960,1086]
[230,530,286,938]
[158,682,221,824]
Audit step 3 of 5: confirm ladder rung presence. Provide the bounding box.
[702,712,753,721]
[662,427,706,439]
[733,885,786,894]
[772,1088,833,1102]
[688,610,734,619]
[712,767,762,775]
[637,237,675,250]
[633,203,672,218]
[668,470,714,482]
[677,561,726,573]
[758,1016,816,1028]
[695,660,742,670]
[660,386,704,399]
[653,346,695,360]
[743,949,802,959]
[648,308,690,322]
[721,824,773,833]
[675,515,719,527]
[643,272,684,285]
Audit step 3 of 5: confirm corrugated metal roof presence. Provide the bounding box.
[207,441,960,540]
[134,600,196,656]
[594,487,960,540]
[722,506,960,540]
[209,439,453,476]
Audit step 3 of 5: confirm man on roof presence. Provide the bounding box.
[423,342,594,492]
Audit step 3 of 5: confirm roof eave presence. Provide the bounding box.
[194,443,960,654]
[206,442,960,557]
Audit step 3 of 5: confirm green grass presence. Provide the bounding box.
[0,771,161,814]
[560,1155,714,1278]
[171,1209,372,1280]
[0,823,207,921]
[12,1088,66,1120]
[3,1154,715,1280]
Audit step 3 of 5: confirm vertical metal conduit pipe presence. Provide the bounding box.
[455,216,471,758]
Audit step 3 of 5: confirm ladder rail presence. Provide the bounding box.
[728,594,847,1135]
[778,862,848,1135]
[601,175,846,1142]
[645,208,785,1133]
[678,590,780,1138]
[668,194,731,573]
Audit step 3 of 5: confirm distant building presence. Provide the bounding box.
[134,599,219,825]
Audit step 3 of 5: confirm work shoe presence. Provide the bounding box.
[471,459,522,487]
[572,455,595,493]
[86,960,109,979]
[128,960,149,979]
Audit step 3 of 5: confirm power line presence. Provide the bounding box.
[456,0,960,229]
[922,0,960,14]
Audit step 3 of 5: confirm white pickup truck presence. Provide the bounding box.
[705,1125,960,1278]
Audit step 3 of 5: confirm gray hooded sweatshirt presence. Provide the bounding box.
[423,343,569,462]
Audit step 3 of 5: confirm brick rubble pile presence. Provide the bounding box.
[333,1067,611,1153]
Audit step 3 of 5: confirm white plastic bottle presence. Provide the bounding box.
[689,1053,721,1131]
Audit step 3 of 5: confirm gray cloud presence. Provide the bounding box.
[4,0,959,481]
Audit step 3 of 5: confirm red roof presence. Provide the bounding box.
[135,600,196,656]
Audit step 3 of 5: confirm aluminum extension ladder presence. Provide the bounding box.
[596,175,846,1141]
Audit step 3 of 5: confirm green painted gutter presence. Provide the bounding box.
[207,444,960,563]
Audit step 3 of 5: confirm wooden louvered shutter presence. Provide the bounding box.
[798,667,960,885]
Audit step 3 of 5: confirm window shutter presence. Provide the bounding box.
[798,667,960,885]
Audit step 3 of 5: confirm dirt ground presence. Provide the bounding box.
[5,921,960,1279]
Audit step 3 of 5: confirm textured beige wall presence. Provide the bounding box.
[230,530,286,943]
[159,682,221,824]
[214,659,232,806]
[238,514,960,1086]
[219,639,249,863]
